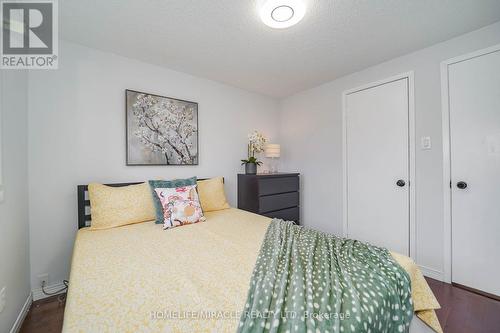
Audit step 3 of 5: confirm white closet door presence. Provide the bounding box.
[449,49,500,297]
[345,78,410,255]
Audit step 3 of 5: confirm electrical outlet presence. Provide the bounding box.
[37,273,49,288]
[0,286,6,313]
[421,136,432,150]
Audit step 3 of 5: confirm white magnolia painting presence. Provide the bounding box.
[126,90,198,165]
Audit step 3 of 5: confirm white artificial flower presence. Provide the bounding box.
[247,130,267,156]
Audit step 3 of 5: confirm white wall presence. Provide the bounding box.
[0,71,30,332]
[278,22,500,280]
[28,41,279,289]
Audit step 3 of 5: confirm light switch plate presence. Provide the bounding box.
[421,136,432,150]
[0,286,6,313]
[0,190,4,203]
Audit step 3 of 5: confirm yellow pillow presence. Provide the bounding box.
[197,177,230,212]
[88,182,156,230]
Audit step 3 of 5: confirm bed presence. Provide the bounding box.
[63,184,441,333]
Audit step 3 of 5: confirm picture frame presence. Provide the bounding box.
[125,89,199,165]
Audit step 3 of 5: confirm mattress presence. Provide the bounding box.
[63,208,440,333]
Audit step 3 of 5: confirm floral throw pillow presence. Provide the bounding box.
[154,185,205,229]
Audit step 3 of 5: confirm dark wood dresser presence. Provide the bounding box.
[237,173,300,224]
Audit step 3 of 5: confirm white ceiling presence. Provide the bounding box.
[60,0,500,98]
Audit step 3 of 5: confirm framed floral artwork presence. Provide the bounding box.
[126,89,198,165]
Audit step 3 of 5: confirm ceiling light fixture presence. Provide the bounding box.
[260,0,306,29]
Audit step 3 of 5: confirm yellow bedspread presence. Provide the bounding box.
[63,208,441,333]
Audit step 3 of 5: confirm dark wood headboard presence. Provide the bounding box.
[77,178,219,229]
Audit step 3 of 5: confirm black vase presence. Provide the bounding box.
[245,163,257,175]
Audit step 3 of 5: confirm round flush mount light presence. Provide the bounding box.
[260,0,306,29]
[271,5,294,22]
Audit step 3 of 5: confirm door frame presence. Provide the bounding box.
[342,71,416,260]
[440,43,500,284]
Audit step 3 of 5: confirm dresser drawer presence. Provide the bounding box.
[259,192,299,213]
[238,173,300,224]
[258,176,299,196]
[262,206,299,222]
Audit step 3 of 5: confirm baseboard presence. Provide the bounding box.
[419,265,444,281]
[32,281,66,301]
[9,293,32,333]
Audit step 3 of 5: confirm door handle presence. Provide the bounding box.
[457,181,468,189]
[396,179,406,187]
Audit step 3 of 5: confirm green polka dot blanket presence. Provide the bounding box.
[238,219,413,333]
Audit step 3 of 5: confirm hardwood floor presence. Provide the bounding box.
[19,279,500,332]
[20,294,65,333]
[426,278,500,333]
